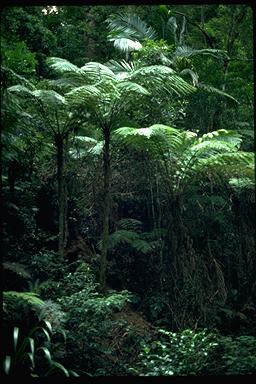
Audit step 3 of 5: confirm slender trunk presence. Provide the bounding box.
[55,135,66,260]
[8,160,17,196]
[200,5,205,28]
[99,127,111,293]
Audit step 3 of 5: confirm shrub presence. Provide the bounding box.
[130,328,256,376]
[3,323,78,377]
[30,249,66,281]
[56,265,134,374]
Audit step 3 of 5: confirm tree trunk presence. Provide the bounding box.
[55,135,66,260]
[99,127,111,293]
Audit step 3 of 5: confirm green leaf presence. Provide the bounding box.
[51,361,70,377]
[13,327,19,352]
[38,346,52,364]
[43,320,52,334]
[3,356,11,375]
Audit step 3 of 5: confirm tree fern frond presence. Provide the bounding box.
[65,85,102,106]
[107,229,154,254]
[32,90,67,107]
[74,136,98,145]
[126,65,195,96]
[117,81,150,95]
[8,85,36,98]
[190,140,239,157]
[89,140,104,155]
[114,125,184,154]
[229,177,255,190]
[47,57,83,75]
[117,218,143,230]
[8,86,67,109]
[81,62,117,83]
[197,151,254,169]
[131,239,153,254]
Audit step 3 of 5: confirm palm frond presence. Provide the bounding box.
[174,46,229,60]
[113,38,142,53]
[180,68,199,86]
[106,12,158,42]
[198,82,238,103]
[106,59,139,74]
[166,16,178,37]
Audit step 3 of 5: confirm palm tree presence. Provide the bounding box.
[105,10,226,59]
[47,57,195,292]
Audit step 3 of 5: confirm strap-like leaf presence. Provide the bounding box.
[3,356,11,375]
[13,327,19,353]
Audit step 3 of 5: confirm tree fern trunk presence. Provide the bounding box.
[99,127,111,293]
[55,135,66,260]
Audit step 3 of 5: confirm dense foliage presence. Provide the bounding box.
[1,4,255,377]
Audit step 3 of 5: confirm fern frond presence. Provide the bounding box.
[3,291,45,307]
[65,85,102,106]
[47,57,84,75]
[81,62,117,83]
[117,80,150,96]
[127,64,195,96]
[8,85,36,98]
[3,262,31,279]
[107,229,154,254]
[117,218,143,231]
[32,90,67,107]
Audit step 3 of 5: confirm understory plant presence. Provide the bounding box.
[3,322,78,377]
[130,328,256,375]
